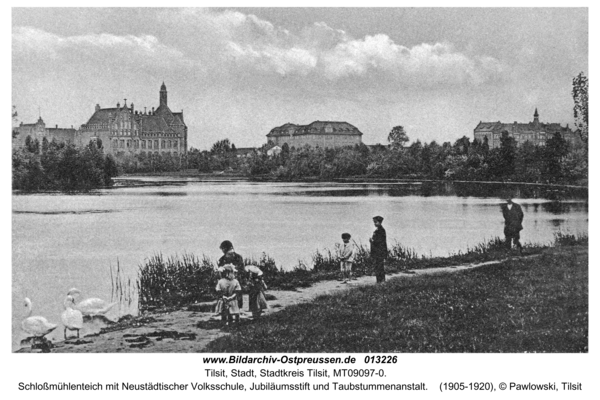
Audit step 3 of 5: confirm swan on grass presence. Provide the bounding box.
[67,288,117,317]
[61,295,84,339]
[22,297,57,338]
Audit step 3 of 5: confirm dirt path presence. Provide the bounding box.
[21,247,585,353]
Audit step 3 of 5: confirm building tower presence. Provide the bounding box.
[160,82,167,107]
[533,108,539,127]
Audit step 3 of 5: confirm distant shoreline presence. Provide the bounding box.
[117,171,588,189]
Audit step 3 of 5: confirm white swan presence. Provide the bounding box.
[67,288,117,316]
[61,295,84,339]
[22,297,57,338]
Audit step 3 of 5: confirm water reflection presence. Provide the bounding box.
[549,219,566,227]
[540,201,588,214]
[13,210,116,215]
[265,181,588,200]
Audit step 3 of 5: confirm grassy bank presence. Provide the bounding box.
[204,245,588,353]
[134,233,586,313]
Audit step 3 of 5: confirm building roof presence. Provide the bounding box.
[267,121,363,137]
[84,107,124,125]
[474,121,574,135]
[83,103,186,133]
[47,127,76,133]
[235,147,256,154]
[474,109,575,136]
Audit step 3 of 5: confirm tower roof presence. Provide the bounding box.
[534,108,539,117]
[161,81,166,90]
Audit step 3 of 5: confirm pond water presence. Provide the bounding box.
[12,179,588,350]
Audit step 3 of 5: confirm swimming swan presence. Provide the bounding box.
[61,295,84,339]
[67,288,117,316]
[22,297,57,338]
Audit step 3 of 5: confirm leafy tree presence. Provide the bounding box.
[489,131,516,179]
[211,139,233,154]
[25,135,40,153]
[103,155,119,186]
[572,72,588,144]
[453,136,471,155]
[481,136,490,155]
[544,132,569,181]
[387,126,409,148]
[12,106,19,139]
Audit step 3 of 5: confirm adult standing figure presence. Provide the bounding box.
[501,198,524,255]
[218,240,245,310]
[370,216,388,283]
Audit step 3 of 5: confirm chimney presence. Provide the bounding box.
[152,107,155,115]
[95,104,101,112]
[144,107,147,115]
[56,124,58,128]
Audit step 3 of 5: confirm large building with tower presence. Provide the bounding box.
[14,83,188,156]
[473,109,581,149]
[79,82,188,156]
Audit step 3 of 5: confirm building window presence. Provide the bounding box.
[155,140,159,149]
[141,140,146,149]
[120,140,125,148]
[148,140,152,149]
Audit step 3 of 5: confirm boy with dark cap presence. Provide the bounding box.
[370,216,388,283]
[340,233,355,283]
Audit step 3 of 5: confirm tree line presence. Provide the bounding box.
[12,137,119,191]
[244,130,586,184]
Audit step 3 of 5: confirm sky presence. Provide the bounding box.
[12,7,588,150]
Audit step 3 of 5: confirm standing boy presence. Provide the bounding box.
[370,216,388,283]
[340,233,355,283]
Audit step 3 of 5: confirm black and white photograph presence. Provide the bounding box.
[6,3,596,398]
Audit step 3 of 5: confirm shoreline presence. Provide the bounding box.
[118,171,588,189]
[16,244,587,353]
[11,173,589,194]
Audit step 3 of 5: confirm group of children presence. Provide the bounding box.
[214,241,269,327]
[214,233,357,327]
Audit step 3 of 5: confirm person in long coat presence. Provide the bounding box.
[501,198,524,254]
[370,216,388,283]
